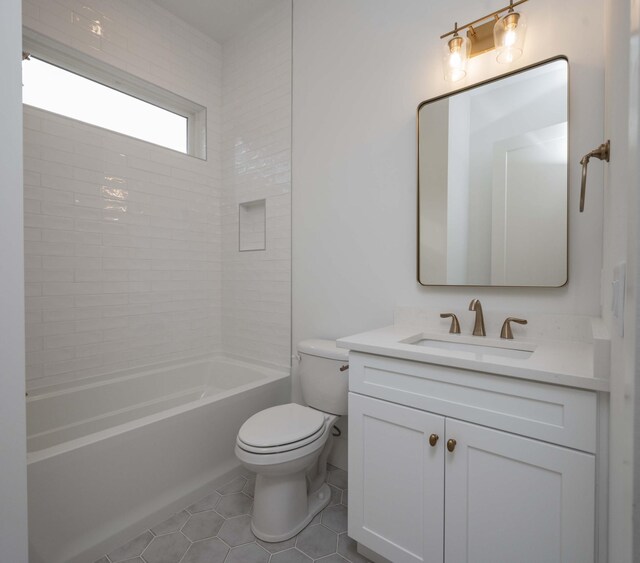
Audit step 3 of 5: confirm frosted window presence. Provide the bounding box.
[22,57,188,153]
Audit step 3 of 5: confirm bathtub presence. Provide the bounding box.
[26,356,289,563]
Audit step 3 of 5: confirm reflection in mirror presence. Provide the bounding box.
[418,57,568,287]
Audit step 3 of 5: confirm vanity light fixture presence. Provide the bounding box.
[441,0,529,82]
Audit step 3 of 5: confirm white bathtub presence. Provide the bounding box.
[26,356,289,563]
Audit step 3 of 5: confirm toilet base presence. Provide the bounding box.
[251,482,332,542]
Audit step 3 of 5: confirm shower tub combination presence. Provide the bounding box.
[26,357,289,563]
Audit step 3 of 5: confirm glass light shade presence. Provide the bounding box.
[493,10,527,64]
[442,34,470,82]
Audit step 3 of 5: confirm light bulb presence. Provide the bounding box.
[449,51,462,68]
[504,29,516,47]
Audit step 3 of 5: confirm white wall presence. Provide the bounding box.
[293,0,604,343]
[292,0,604,465]
[221,0,292,370]
[22,0,223,388]
[602,0,639,560]
[632,0,640,552]
[0,0,28,560]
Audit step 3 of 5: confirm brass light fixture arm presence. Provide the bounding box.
[579,140,610,212]
[440,0,529,39]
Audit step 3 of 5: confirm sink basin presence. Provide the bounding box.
[410,338,534,360]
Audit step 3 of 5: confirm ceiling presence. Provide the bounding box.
[150,0,275,44]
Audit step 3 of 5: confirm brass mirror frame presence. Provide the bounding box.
[416,55,570,288]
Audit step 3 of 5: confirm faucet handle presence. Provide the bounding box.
[500,317,528,340]
[440,313,461,334]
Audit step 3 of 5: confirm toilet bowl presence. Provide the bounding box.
[235,339,348,542]
[235,403,337,541]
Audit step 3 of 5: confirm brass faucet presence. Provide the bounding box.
[468,299,486,336]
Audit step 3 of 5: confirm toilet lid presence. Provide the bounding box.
[238,403,325,449]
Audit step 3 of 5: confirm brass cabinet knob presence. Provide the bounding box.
[428,433,439,447]
[446,438,457,452]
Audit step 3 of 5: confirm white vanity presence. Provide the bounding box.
[338,320,610,563]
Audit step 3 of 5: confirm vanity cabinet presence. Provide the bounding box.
[348,352,598,563]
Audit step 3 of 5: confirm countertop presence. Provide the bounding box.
[337,325,610,392]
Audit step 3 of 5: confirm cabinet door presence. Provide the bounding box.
[349,393,445,563]
[444,419,595,563]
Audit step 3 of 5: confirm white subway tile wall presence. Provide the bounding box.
[221,1,292,368]
[22,0,225,387]
[23,0,291,387]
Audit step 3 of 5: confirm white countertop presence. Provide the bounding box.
[337,325,610,392]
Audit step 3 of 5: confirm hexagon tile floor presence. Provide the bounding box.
[94,466,371,563]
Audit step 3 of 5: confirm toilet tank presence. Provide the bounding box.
[297,339,349,416]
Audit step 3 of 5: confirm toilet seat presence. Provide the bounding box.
[237,403,326,454]
[237,424,326,454]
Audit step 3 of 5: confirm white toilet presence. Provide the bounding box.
[235,339,349,542]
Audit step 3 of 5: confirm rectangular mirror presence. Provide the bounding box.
[417,57,568,287]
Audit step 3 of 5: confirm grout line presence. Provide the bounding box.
[176,545,189,563]
[218,535,233,550]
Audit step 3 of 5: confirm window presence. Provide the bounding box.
[22,31,206,158]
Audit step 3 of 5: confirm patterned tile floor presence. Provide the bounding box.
[95,466,371,563]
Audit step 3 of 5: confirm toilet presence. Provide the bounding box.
[235,339,349,542]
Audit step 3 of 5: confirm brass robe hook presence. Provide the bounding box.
[579,140,610,212]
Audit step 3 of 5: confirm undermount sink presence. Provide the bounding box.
[409,338,535,360]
